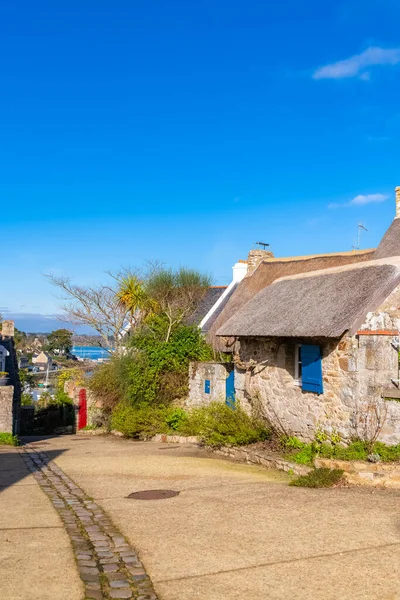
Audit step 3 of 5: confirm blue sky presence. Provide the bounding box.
[2,0,400,331]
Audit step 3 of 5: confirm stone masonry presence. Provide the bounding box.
[0,387,14,432]
[0,320,21,434]
[187,362,232,407]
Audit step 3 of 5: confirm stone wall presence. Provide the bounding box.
[234,336,359,441]
[0,387,15,433]
[0,323,21,434]
[233,332,400,444]
[187,362,232,407]
[315,457,400,489]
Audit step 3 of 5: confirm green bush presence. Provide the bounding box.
[280,435,306,450]
[0,432,19,446]
[110,401,270,447]
[177,402,270,448]
[373,442,400,462]
[290,468,344,488]
[53,390,73,405]
[165,408,188,431]
[21,392,34,406]
[292,445,315,465]
[111,404,170,439]
[90,320,216,411]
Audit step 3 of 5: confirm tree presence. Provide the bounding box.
[145,267,212,342]
[46,329,73,355]
[45,274,130,352]
[115,272,157,330]
[45,265,211,350]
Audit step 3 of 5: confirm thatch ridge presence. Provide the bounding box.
[207,249,374,350]
[217,261,400,339]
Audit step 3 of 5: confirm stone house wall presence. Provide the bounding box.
[187,362,233,407]
[233,336,360,441]
[226,282,400,444]
[233,331,400,445]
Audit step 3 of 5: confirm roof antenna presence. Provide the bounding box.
[255,241,270,250]
[352,223,368,250]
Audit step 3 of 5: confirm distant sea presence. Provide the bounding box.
[72,346,111,361]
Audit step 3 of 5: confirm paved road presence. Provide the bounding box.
[0,445,82,600]
[23,434,400,600]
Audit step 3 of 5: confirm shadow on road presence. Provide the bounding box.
[0,442,67,493]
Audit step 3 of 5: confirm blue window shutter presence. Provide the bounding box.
[300,345,323,394]
[204,379,211,394]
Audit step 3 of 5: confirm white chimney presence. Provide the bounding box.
[396,186,400,218]
[232,261,248,283]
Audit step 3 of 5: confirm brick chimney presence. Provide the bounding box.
[396,186,400,218]
[1,320,15,337]
[247,249,274,274]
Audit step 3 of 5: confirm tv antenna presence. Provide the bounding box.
[352,223,368,250]
[256,241,270,250]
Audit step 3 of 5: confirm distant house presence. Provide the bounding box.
[213,187,400,444]
[18,356,29,369]
[32,351,52,371]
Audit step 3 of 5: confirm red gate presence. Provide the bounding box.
[78,388,87,430]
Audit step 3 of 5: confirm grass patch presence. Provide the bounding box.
[0,432,19,446]
[290,468,344,488]
[282,436,400,465]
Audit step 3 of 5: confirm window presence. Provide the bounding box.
[204,379,211,394]
[294,344,302,385]
[301,345,323,395]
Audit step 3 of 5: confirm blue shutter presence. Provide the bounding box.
[300,345,323,394]
[204,379,211,394]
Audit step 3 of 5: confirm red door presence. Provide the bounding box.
[78,389,87,430]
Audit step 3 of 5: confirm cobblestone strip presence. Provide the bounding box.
[20,446,158,600]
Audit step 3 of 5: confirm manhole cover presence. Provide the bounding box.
[126,489,180,500]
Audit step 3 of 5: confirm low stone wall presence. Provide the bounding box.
[213,446,311,476]
[77,428,108,436]
[315,457,400,489]
[150,435,310,475]
[151,434,200,444]
[0,387,14,433]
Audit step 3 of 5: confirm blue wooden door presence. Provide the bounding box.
[225,370,235,407]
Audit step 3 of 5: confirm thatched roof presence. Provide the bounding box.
[201,283,238,334]
[208,249,374,349]
[187,286,227,326]
[375,218,400,259]
[217,259,400,339]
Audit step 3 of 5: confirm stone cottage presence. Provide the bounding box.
[213,189,400,445]
[189,246,373,408]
